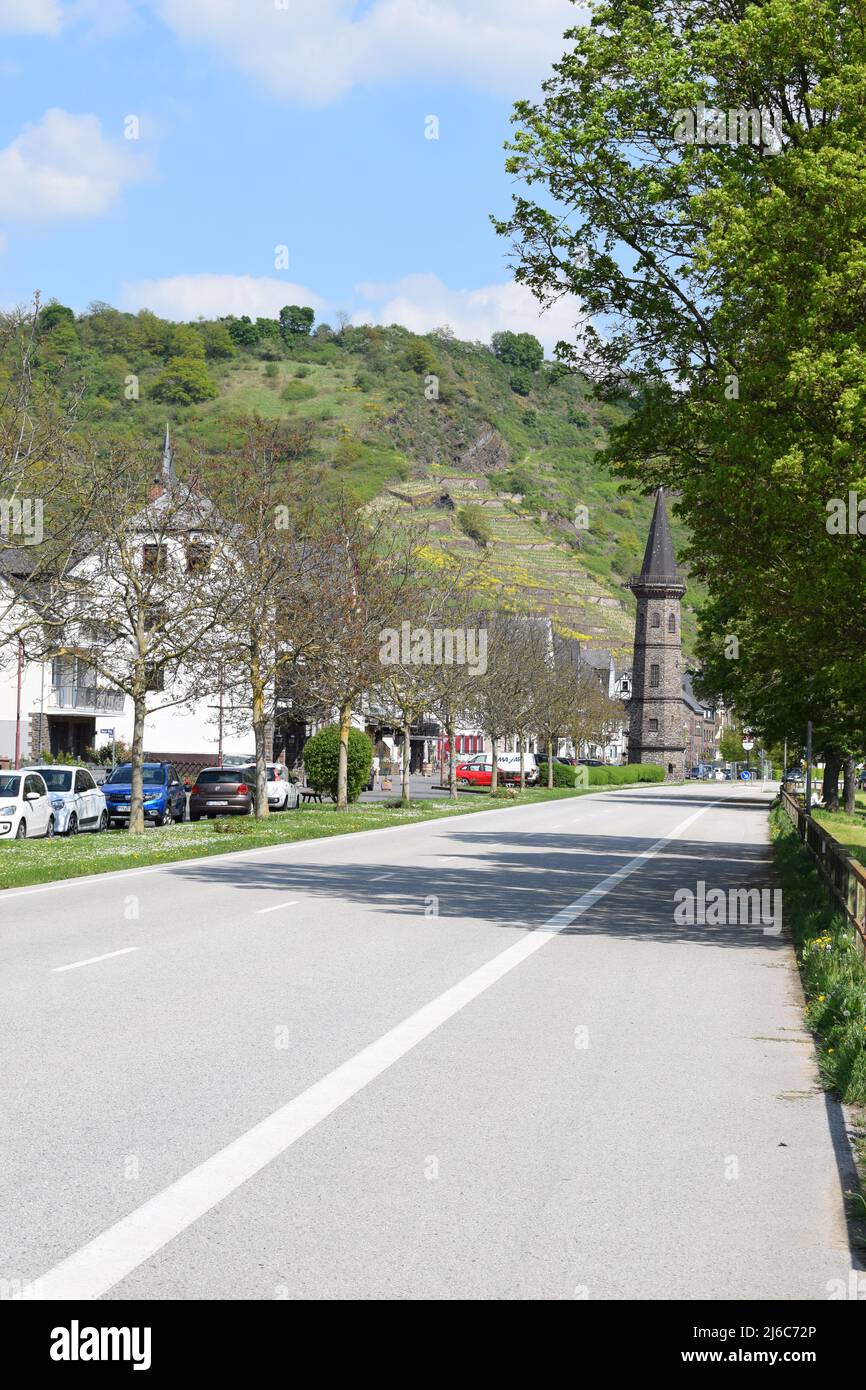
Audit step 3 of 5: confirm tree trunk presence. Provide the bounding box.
[547,737,554,789]
[250,648,269,818]
[822,750,841,810]
[336,699,352,811]
[490,735,499,794]
[447,717,457,802]
[843,755,856,815]
[519,738,526,791]
[401,718,411,806]
[128,692,147,835]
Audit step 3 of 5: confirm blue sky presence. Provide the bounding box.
[0,0,585,349]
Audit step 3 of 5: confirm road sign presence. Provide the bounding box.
[742,736,754,751]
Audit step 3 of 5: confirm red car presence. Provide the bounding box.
[456,756,524,789]
[456,756,493,789]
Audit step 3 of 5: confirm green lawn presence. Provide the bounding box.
[0,785,596,891]
[813,805,866,868]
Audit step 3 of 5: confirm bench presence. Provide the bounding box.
[296,786,324,806]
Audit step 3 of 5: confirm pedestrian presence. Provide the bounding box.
[371,753,380,791]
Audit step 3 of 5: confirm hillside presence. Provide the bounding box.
[25,303,700,659]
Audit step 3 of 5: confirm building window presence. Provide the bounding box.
[145,662,165,693]
[668,612,676,632]
[186,542,211,574]
[650,663,660,688]
[651,612,661,628]
[649,718,659,733]
[142,544,164,575]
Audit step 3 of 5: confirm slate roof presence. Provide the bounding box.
[638,487,679,581]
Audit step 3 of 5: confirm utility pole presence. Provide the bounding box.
[805,720,813,811]
[14,638,24,766]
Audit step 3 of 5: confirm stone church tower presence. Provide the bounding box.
[627,488,686,780]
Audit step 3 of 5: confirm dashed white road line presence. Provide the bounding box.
[25,800,714,1301]
[52,947,140,974]
[254,900,299,916]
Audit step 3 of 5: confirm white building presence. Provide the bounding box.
[0,432,254,774]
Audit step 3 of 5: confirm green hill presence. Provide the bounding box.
[28,303,700,659]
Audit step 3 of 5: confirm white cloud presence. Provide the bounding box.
[118,270,577,350]
[354,273,579,354]
[0,109,148,223]
[154,0,578,105]
[0,0,62,35]
[119,273,327,321]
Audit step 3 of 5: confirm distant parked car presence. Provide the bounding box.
[189,767,255,819]
[25,765,108,835]
[578,758,605,767]
[240,762,292,810]
[0,770,55,840]
[102,762,186,827]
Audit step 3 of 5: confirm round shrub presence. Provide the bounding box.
[302,725,373,803]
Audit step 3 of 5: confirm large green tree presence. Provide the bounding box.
[496,0,866,775]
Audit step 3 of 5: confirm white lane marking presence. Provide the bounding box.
[254,900,299,916]
[52,947,140,974]
[26,800,715,1301]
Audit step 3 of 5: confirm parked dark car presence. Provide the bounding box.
[102,762,186,827]
[189,767,255,820]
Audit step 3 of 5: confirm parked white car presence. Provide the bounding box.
[25,765,108,835]
[241,762,293,810]
[0,770,56,840]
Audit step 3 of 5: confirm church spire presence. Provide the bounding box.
[161,422,175,487]
[638,487,678,582]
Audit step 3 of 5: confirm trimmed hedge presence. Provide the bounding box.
[302,724,373,803]
[545,762,578,788]
[586,763,665,786]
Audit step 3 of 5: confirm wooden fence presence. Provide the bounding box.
[780,787,866,953]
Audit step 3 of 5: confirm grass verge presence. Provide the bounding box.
[770,806,866,1104]
[0,784,600,892]
[813,806,866,868]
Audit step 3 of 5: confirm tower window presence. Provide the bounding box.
[650,663,660,688]
[651,612,661,628]
[649,718,659,732]
[668,612,676,632]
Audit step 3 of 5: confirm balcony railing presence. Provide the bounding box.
[48,685,125,713]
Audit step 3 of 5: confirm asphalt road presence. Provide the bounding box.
[0,782,858,1301]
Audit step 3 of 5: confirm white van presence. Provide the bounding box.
[497,752,539,785]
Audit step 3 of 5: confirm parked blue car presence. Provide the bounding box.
[102,762,186,827]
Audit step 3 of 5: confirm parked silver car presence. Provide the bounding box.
[25,765,108,835]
